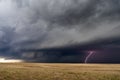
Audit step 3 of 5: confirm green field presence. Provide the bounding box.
[0,63,120,80]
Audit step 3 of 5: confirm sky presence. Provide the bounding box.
[0,0,120,63]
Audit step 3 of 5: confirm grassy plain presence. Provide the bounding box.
[0,63,120,80]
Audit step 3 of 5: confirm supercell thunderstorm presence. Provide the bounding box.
[0,0,120,63]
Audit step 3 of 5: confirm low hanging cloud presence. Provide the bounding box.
[0,0,120,60]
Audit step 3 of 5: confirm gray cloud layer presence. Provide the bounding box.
[0,0,120,54]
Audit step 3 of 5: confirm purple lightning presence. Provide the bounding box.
[84,51,94,63]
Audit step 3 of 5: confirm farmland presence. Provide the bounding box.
[0,63,120,80]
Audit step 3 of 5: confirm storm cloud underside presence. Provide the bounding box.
[0,0,120,62]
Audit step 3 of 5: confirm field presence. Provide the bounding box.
[0,63,120,80]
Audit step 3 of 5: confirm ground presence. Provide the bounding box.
[0,63,120,80]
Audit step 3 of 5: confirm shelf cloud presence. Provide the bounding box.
[0,0,120,62]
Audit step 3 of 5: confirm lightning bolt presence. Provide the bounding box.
[84,51,94,63]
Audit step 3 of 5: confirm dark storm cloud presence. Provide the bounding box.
[0,0,120,62]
